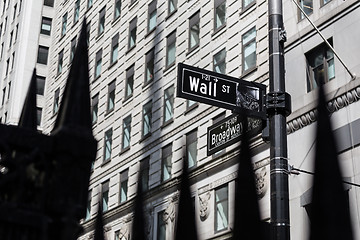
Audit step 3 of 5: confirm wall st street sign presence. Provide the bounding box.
[177,63,267,119]
[207,114,263,155]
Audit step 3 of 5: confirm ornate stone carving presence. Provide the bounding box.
[198,191,211,221]
[255,167,268,199]
[163,201,176,224]
[287,86,360,134]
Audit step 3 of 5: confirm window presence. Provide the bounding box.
[61,13,68,37]
[168,0,177,16]
[213,48,226,74]
[36,107,42,126]
[7,82,11,99]
[242,27,256,73]
[147,0,157,33]
[298,0,313,20]
[87,0,93,9]
[9,31,13,47]
[37,45,49,65]
[104,128,113,162]
[11,52,15,70]
[114,0,121,19]
[140,158,150,192]
[70,37,76,63]
[41,17,52,35]
[166,31,176,67]
[74,0,80,23]
[5,58,9,76]
[306,40,335,92]
[94,49,102,79]
[53,88,60,114]
[161,144,172,182]
[57,50,64,75]
[321,0,331,6]
[0,43,3,59]
[128,17,137,50]
[186,129,197,168]
[36,76,46,95]
[1,87,6,106]
[98,7,106,35]
[91,93,99,124]
[163,86,174,124]
[110,33,119,64]
[119,169,128,203]
[107,80,116,112]
[86,21,91,46]
[15,24,18,41]
[85,190,92,220]
[102,180,109,212]
[189,11,200,51]
[242,0,255,10]
[122,115,131,150]
[142,101,152,137]
[215,185,229,232]
[44,0,54,7]
[12,4,17,20]
[145,48,155,84]
[125,64,134,99]
[187,100,197,110]
[214,0,226,31]
[157,210,166,240]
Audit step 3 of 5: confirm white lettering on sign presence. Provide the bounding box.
[189,76,217,97]
[211,121,243,147]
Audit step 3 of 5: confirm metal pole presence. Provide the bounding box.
[268,0,291,239]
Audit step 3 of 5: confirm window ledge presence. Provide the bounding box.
[122,95,133,104]
[184,103,199,115]
[186,45,200,57]
[163,62,176,73]
[145,27,156,38]
[139,133,151,143]
[126,45,136,55]
[108,60,118,70]
[240,66,257,78]
[165,9,177,20]
[119,146,130,155]
[161,119,173,129]
[101,159,111,167]
[142,79,154,89]
[104,108,114,118]
[240,2,256,16]
[212,24,226,38]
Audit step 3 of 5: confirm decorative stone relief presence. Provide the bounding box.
[287,86,360,134]
[198,191,211,221]
[255,167,268,199]
[163,200,176,224]
[145,209,153,240]
[117,216,131,240]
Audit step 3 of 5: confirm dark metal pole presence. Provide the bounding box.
[267,0,291,239]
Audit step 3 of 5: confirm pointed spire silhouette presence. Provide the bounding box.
[94,200,105,240]
[175,153,198,240]
[131,171,146,240]
[52,18,91,134]
[233,117,265,240]
[309,85,353,240]
[18,69,37,130]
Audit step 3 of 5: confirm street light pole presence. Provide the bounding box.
[267,0,291,239]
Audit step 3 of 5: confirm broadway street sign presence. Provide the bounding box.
[207,114,263,155]
[177,63,267,119]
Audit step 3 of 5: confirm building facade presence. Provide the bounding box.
[26,0,360,240]
[0,0,55,128]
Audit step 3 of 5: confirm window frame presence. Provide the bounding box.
[110,33,119,65]
[122,115,132,151]
[40,17,52,35]
[167,0,177,16]
[142,101,153,138]
[57,49,64,75]
[186,129,198,169]
[166,31,176,68]
[128,17,137,50]
[213,48,226,74]
[140,157,150,192]
[70,36,77,63]
[107,80,116,113]
[214,184,229,233]
[145,48,155,84]
[242,26,257,74]
[103,128,113,163]
[161,144,172,182]
[102,180,110,212]
[98,7,106,36]
[214,0,226,32]
[53,88,60,114]
[119,169,129,203]
[37,45,49,65]
[74,0,80,23]
[36,75,46,95]
[125,64,134,100]
[147,0,157,33]
[91,93,99,124]
[114,0,121,20]
[94,49,103,79]
[298,0,313,21]
[163,85,174,124]
[61,12,68,37]
[188,11,200,52]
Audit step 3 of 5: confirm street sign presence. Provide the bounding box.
[177,63,267,119]
[207,114,263,156]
